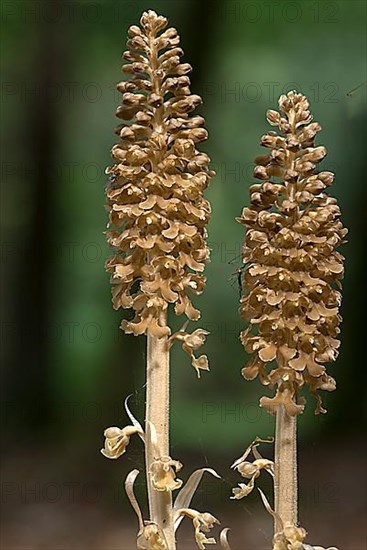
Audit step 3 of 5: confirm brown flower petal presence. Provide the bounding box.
[259,343,277,362]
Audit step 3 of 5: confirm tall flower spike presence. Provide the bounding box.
[238,91,347,416]
[106,9,214,339]
[103,12,219,550]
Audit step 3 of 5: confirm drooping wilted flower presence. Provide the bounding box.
[273,525,307,550]
[238,91,347,415]
[170,327,210,376]
[105,9,214,339]
[101,425,143,459]
[231,437,274,500]
[273,526,339,550]
[176,508,220,549]
[150,455,183,491]
[193,512,219,549]
[137,523,168,550]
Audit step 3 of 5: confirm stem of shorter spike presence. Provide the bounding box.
[274,405,297,534]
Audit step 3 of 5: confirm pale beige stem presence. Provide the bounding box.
[272,108,298,536]
[145,310,175,549]
[143,22,176,549]
[274,405,297,533]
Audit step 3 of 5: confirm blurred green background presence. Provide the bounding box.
[1,0,366,548]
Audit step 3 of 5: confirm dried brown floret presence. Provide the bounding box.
[106,10,214,338]
[238,91,347,415]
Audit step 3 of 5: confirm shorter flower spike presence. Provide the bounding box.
[238,91,347,415]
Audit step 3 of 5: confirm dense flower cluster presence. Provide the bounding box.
[238,91,347,415]
[106,10,214,338]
